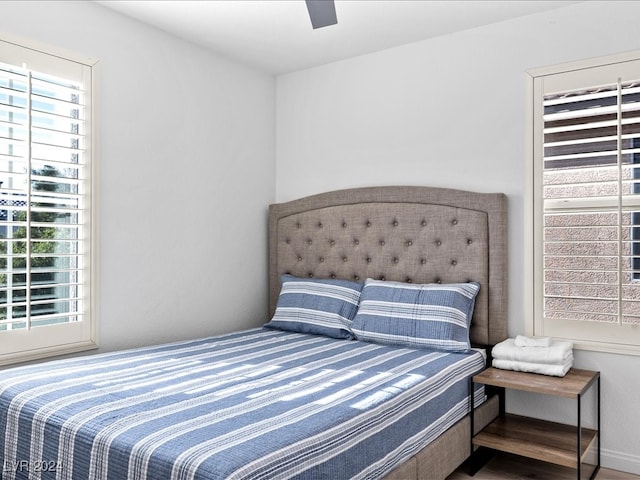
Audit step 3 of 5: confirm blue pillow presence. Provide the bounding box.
[264,275,363,339]
[351,279,480,352]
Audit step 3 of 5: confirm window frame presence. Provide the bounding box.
[527,50,640,356]
[0,33,99,365]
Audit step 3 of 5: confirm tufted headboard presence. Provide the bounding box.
[268,186,508,347]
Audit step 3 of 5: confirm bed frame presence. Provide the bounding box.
[268,185,508,479]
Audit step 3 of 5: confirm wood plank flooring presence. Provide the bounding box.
[447,452,639,480]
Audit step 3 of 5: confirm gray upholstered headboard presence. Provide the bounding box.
[268,186,508,346]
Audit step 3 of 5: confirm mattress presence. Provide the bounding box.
[0,328,485,480]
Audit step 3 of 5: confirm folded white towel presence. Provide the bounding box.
[492,338,573,365]
[515,335,552,347]
[492,357,573,377]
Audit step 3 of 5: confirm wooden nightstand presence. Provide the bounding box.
[470,367,600,480]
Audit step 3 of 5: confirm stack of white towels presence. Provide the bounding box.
[492,335,574,377]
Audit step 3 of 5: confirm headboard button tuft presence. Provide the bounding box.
[269,186,507,356]
[354,275,360,281]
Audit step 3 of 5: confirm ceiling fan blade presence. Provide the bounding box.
[305,0,337,29]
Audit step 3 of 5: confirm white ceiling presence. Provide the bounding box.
[97,0,580,75]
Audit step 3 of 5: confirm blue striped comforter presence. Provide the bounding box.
[0,329,485,480]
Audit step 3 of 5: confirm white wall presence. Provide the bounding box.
[0,1,276,350]
[276,1,640,474]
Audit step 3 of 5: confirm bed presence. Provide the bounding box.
[0,185,508,480]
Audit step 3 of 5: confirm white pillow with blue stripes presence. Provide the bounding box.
[352,278,480,352]
[265,274,363,339]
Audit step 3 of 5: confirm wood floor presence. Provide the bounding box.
[446,452,639,480]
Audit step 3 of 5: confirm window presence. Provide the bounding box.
[528,52,640,355]
[0,35,98,365]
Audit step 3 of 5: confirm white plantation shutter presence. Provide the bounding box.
[0,36,97,364]
[531,54,640,352]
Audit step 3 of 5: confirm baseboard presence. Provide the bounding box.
[603,448,640,476]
